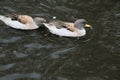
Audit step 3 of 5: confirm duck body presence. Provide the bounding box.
[44,22,86,37]
[0,14,45,30]
[43,19,91,37]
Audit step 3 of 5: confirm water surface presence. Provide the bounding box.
[0,0,120,80]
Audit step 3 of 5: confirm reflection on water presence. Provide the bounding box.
[13,51,27,58]
[0,63,15,71]
[50,47,74,59]
[0,0,120,80]
[0,36,21,43]
[0,73,41,80]
[24,43,54,49]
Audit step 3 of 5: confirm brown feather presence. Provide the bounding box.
[62,22,75,32]
[18,15,33,24]
[50,20,75,32]
[5,14,34,24]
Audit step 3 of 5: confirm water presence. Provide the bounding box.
[0,0,120,80]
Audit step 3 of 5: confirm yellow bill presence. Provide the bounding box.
[84,24,91,27]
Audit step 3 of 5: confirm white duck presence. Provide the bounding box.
[0,14,46,30]
[43,19,92,37]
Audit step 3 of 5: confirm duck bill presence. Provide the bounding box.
[85,24,91,27]
[84,24,93,30]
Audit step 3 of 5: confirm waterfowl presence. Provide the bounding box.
[0,14,46,30]
[43,19,92,37]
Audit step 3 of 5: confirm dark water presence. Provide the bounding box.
[0,0,120,80]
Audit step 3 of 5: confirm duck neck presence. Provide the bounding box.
[34,21,41,26]
[75,24,84,30]
[34,17,47,26]
[76,26,84,30]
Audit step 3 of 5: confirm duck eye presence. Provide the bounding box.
[82,22,86,25]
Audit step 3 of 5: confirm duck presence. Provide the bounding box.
[0,14,47,30]
[43,19,92,37]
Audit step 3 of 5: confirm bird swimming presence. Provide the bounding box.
[43,19,92,37]
[0,14,46,30]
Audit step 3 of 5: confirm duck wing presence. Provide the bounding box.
[50,20,75,32]
[5,14,20,21]
[5,14,32,24]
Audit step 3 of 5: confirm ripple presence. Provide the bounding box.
[57,77,68,80]
[0,63,15,71]
[0,72,41,80]
[0,36,21,43]
[13,51,27,58]
[50,47,74,59]
[0,54,6,58]
[54,6,71,12]
[2,6,16,12]
[24,43,53,49]
[85,76,104,80]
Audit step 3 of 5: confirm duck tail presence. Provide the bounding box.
[0,15,4,20]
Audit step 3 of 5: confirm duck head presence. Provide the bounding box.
[74,19,91,30]
[34,17,47,26]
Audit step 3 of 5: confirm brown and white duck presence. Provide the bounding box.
[43,19,92,37]
[0,14,46,30]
